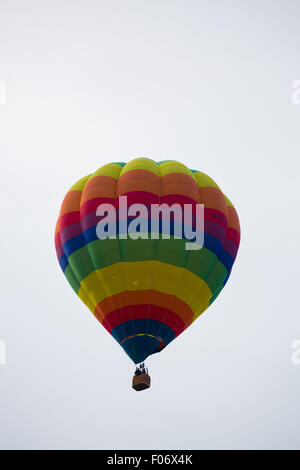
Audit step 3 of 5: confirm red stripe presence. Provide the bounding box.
[100,304,186,337]
[204,208,228,229]
[226,227,240,246]
[54,232,61,248]
[116,191,159,206]
[223,238,239,260]
[80,197,115,217]
[160,194,198,206]
[58,211,81,231]
[55,242,63,260]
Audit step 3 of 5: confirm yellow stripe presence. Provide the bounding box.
[224,194,234,207]
[192,299,211,321]
[193,172,220,190]
[78,260,212,317]
[159,161,193,178]
[121,333,163,343]
[120,158,160,177]
[91,163,124,179]
[69,175,91,192]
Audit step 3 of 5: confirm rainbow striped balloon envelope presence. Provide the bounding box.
[55,158,240,364]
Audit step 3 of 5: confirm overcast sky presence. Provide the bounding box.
[0,0,300,450]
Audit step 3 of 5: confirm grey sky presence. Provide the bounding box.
[0,0,299,450]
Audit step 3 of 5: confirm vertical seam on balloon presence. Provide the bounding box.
[58,184,93,307]
[115,162,136,339]
[79,175,117,321]
[114,166,129,341]
[180,186,230,327]
[57,225,84,294]
[208,201,240,305]
[145,160,161,338]
[206,200,231,305]
[85,163,127,339]
[154,163,197,342]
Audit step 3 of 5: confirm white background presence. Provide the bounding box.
[0,0,299,450]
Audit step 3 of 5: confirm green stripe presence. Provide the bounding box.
[209,284,223,305]
[67,237,228,294]
[64,264,81,293]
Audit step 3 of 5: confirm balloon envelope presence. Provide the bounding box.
[55,158,240,364]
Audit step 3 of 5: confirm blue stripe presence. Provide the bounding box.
[218,249,234,273]
[59,254,69,272]
[62,222,223,258]
[111,319,175,344]
[63,233,85,257]
[223,269,231,286]
[121,335,163,363]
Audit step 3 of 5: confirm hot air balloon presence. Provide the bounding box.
[55,158,240,390]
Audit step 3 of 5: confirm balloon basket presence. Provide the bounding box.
[132,372,151,391]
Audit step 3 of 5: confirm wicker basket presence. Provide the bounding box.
[132,372,151,391]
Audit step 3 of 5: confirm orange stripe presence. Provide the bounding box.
[81,175,117,204]
[199,187,228,214]
[227,206,240,232]
[55,218,60,235]
[117,169,159,196]
[94,289,194,326]
[59,190,82,215]
[160,173,199,201]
